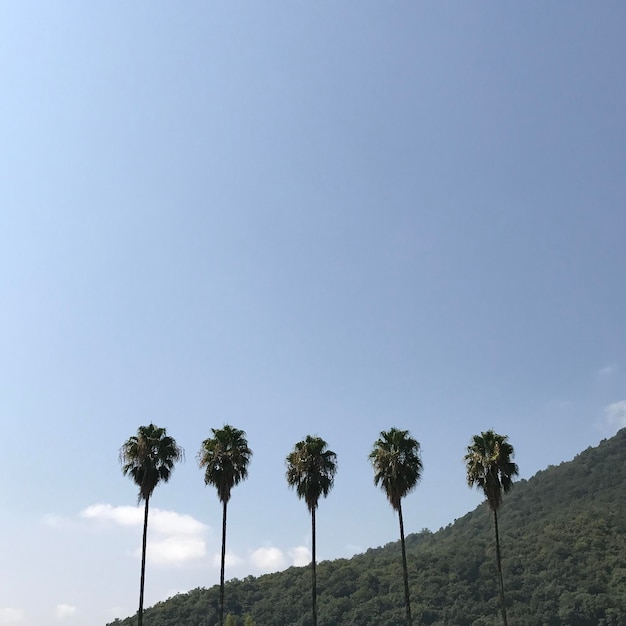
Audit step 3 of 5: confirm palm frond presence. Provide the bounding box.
[369,427,422,511]
[119,424,184,503]
[464,430,519,511]
[286,435,337,513]
[198,424,252,504]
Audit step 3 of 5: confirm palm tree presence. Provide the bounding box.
[119,423,183,626]
[286,435,337,626]
[369,427,422,626]
[198,425,252,626]
[464,430,519,626]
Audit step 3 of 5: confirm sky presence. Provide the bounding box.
[1,2,626,624]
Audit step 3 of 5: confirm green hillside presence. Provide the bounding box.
[109,429,626,625]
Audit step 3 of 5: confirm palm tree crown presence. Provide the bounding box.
[120,423,184,503]
[286,435,337,512]
[198,425,252,504]
[464,430,519,511]
[369,427,423,510]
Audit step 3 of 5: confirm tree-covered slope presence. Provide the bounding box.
[109,429,626,626]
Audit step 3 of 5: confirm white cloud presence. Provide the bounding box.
[142,536,207,566]
[148,509,207,536]
[247,544,313,572]
[81,504,206,536]
[605,400,626,429]
[80,504,207,566]
[0,608,25,625]
[55,604,77,620]
[212,551,243,568]
[250,547,287,573]
[81,503,141,527]
[289,545,311,567]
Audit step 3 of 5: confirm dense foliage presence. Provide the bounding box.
[109,429,626,625]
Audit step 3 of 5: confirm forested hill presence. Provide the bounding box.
[108,429,626,626]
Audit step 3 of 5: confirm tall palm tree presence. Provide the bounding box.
[119,423,183,626]
[286,435,337,626]
[369,427,422,626]
[464,430,519,626]
[198,425,252,626]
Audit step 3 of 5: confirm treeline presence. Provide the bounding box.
[109,428,626,625]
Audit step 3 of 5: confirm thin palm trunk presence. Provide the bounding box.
[398,500,413,626]
[311,506,317,626]
[220,500,228,626]
[138,496,149,626]
[493,509,508,626]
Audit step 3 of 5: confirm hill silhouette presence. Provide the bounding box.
[108,429,626,625]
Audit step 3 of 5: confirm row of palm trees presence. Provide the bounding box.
[120,425,518,626]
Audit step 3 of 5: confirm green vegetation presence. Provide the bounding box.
[286,436,337,626]
[198,425,252,626]
[119,424,184,626]
[110,429,626,625]
[370,427,423,625]
[464,430,518,625]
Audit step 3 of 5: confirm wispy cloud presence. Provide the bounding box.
[55,604,77,620]
[598,364,618,378]
[42,513,71,529]
[80,504,208,566]
[0,608,25,625]
[211,551,243,569]
[604,400,626,430]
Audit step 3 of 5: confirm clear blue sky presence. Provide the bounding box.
[1,2,625,624]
